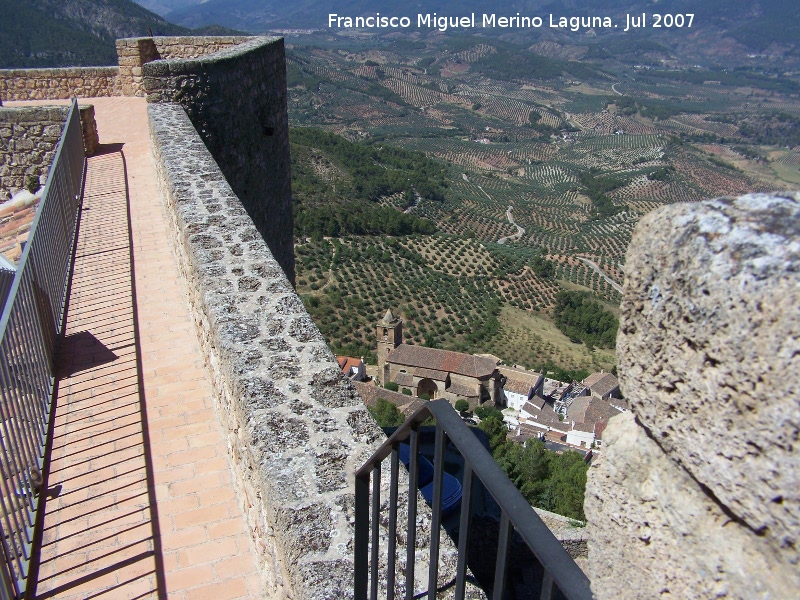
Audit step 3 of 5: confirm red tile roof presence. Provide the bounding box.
[413,366,449,381]
[387,344,497,378]
[352,381,424,417]
[336,355,362,375]
[504,378,535,395]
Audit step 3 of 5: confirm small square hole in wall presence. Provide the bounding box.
[263,126,274,136]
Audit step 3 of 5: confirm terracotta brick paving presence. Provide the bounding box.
[16,97,262,599]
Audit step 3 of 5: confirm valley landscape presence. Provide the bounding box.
[0,1,798,591]
[3,0,799,377]
[280,17,800,376]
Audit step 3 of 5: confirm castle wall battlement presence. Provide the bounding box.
[0,36,253,103]
[0,67,118,102]
[142,36,295,283]
[0,104,98,198]
[143,35,463,598]
[148,100,467,599]
[148,101,376,597]
[116,36,252,96]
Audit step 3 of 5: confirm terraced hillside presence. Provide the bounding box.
[288,32,800,373]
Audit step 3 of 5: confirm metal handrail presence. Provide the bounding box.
[355,399,593,600]
[0,98,86,599]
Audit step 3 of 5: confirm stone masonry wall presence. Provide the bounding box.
[116,36,250,97]
[586,192,800,599]
[153,36,252,60]
[0,37,249,102]
[0,104,97,197]
[0,67,118,102]
[116,38,160,97]
[143,36,294,283]
[148,103,473,599]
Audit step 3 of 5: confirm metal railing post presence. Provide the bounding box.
[0,98,86,599]
[405,426,419,600]
[354,400,592,600]
[427,424,445,599]
[354,472,370,599]
[370,463,381,600]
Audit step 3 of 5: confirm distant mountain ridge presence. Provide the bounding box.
[134,0,799,62]
[0,0,241,68]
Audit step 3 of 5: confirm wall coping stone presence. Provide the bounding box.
[147,100,476,599]
[142,36,279,80]
[148,100,368,598]
[117,35,252,47]
[0,67,119,76]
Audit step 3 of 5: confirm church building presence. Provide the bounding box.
[376,309,501,407]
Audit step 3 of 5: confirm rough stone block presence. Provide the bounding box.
[586,412,800,599]
[42,124,62,138]
[143,60,169,77]
[14,138,34,151]
[617,192,800,546]
[589,192,800,599]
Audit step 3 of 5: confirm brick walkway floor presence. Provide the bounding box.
[13,97,263,599]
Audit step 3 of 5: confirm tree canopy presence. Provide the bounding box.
[553,291,618,349]
[291,127,445,238]
[368,398,405,427]
[478,413,590,520]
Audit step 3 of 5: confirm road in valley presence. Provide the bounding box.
[461,173,525,244]
[497,206,525,244]
[576,256,623,293]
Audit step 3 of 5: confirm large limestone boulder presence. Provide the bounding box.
[587,192,800,599]
[588,411,791,598]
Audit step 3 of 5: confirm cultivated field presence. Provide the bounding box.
[288,34,800,373]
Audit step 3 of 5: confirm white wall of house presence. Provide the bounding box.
[504,390,529,411]
[566,428,595,448]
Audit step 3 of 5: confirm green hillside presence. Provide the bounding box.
[291,127,444,238]
[0,0,189,67]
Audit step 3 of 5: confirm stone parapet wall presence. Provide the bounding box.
[0,104,99,197]
[116,38,160,97]
[143,36,294,283]
[0,106,67,196]
[0,37,253,102]
[116,36,252,97]
[0,67,118,102]
[148,103,470,599]
[0,104,95,195]
[533,507,588,560]
[79,105,99,157]
[153,36,252,60]
[148,101,364,598]
[586,192,800,599]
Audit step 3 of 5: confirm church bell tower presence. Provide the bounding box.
[376,308,402,383]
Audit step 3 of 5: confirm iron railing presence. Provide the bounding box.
[355,399,593,600]
[0,99,86,599]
